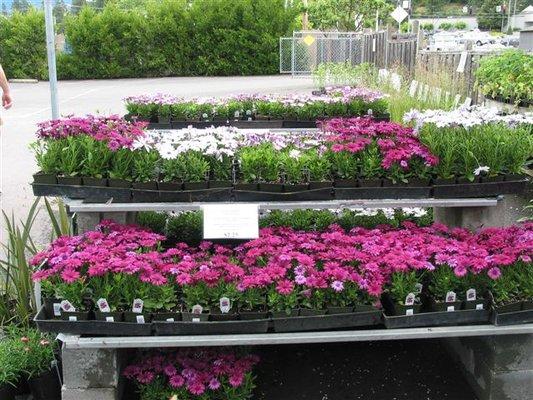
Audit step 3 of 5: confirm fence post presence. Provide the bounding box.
[385,26,393,68]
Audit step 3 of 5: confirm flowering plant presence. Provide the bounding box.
[123,349,259,399]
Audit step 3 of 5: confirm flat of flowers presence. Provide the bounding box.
[271,310,382,333]
[153,319,270,335]
[383,309,491,329]
[335,186,431,200]
[433,178,527,198]
[33,307,152,336]
[490,308,533,326]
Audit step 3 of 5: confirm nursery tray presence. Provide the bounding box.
[158,187,233,202]
[490,309,533,326]
[32,183,132,202]
[272,311,382,333]
[383,309,491,329]
[153,319,270,335]
[233,187,333,202]
[433,179,527,198]
[34,307,152,336]
[335,186,431,200]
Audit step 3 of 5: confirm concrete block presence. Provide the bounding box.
[490,335,533,372]
[62,387,118,400]
[62,348,119,389]
[75,212,101,234]
[492,370,533,400]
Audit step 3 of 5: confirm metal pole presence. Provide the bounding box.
[44,0,59,119]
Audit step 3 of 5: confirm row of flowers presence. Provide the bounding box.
[123,87,388,122]
[123,349,259,399]
[32,113,530,187]
[31,220,532,319]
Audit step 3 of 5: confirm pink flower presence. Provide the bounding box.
[331,280,344,292]
[487,267,501,280]
[276,280,294,295]
[169,374,184,388]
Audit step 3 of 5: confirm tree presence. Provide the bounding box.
[477,0,503,30]
[53,0,68,25]
[12,0,30,12]
[307,0,393,31]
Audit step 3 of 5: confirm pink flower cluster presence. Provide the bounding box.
[323,118,439,170]
[36,115,147,151]
[123,349,259,396]
[32,220,533,301]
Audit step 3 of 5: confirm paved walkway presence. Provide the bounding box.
[0,75,314,245]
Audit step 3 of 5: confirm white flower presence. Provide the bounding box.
[289,149,301,159]
[474,166,490,176]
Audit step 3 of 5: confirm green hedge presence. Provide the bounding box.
[1,0,297,80]
[0,9,48,80]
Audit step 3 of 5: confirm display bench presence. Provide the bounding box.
[54,194,531,400]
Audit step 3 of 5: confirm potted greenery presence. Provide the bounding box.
[237,287,269,320]
[56,136,83,185]
[328,149,360,188]
[53,280,91,321]
[0,338,20,400]
[428,266,464,312]
[458,273,491,311]
[108,148,134,188]
[31,140,62,184]
[488,267,522,313]
[208,154,233,188]
[237,144,282,192]
[132,150,160,190]
[80,137,112,187]
[280,150,308,192]
[267,283,299,318]
[305,151,333,190]
[207,282,240,321]
[359,144,384,187]
[181,282,211,322]
[386,271,423,316]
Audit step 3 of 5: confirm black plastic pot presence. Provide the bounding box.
[259,183,284,192]
[238,311,269,320]
[209,180,233,188]
[522,300,533,310]
[495,301,523,313]
[390,303,422,316]
[123,311,152,323]
[158,181,183,191]
[0,384,15,400]
[57,176,82,186]
[335,179,358,188]
[309,181,333,190]
[209,311,239,321]
[94,311,124,322]
[147,122,171,129]
[491,308,533,326]
[433,179,526,198]
[152,312,182,322]
[433,177,456,185]
[28,369,61,400]
[60,311,90,321]
[183,182,209,190]
[480,175,504,183]
[132,181,158,190]
[431,301,463,312]
[234,183,258,191]
[153,319,269,335]
[327,306,354,314]
[354,304,377,312]
[299,309,327,316]
[272,310,382,333]
[384,309,491,329]
[358,179,382,188]
[335,186,430,200]
[43,298,62,319]
[81,177,108,187]
[284,184,309,192]
[182,312,210,322]
[463,298,490,311]
[271,309,300,318]
[33,172,57,185]
[108,178,132,188]
[158,116,171,124]
[232,120,284,129]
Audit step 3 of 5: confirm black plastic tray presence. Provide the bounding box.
[433,180,526,198]
[34,307,152,336]
[272,311,382,333]
[233,187,333,202]
[335,186,431,200]
[383,309,490,329]
[32,183,132,202]
[153,319,270,335]
[490,309,533,326]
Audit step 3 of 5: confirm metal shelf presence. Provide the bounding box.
[59,323,533,349]
[65,197,501,213]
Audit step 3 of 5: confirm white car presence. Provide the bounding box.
[460,30,496,46]
[429,32,462,51]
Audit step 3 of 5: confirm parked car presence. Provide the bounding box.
[429,32,462,51]
[460,30,495,46]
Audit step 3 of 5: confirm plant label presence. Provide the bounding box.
[414,283,423,294]
[192,317,201,323]
[446,291,456,303]
[202,113,208,120]
[220,297,231,314]
[106,316,114,322]
[132,299,144,313]
[60,300,76,312]
[68,316,77,322]
[166,318,175,322]
[202,204,259,239]
[136,315,145,324]
[447,305,455,312]
[97,298,111,313]
[405,308,414,316]
[53,303,62,317]
[192,304,203,315]
[405,293,415,306]
[476,304,484,310]
[467,288,476,301]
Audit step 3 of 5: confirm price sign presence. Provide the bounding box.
[202,204,259,239]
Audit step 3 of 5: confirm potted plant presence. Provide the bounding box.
[79,136,112,187]
[267,281,299,318]
[459,273,491,311]
[0,338,20,400]
[30,140,62,184]
[305,150,333,190]
[386,271,424,316]
[181,282,211,322]
[280,150,308,192]
[207,282,239,321]
[328,148,360,188]
[237,286,268,320]
[208,154,233,188]
[108,148,134,188]
[488,266,522,313]
[53,280,92,321]
[428,265,463,312]
[299,288,327,316]
[237,144,281,192]
[132,150,160,190]
[56,136,84,185]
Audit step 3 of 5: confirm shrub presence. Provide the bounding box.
[438,22,453,31]
[421,23,434,31]
[454,21,467,30]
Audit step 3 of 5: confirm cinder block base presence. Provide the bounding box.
[444,334,533,400]
[75,211,137,233]
[62,348,120,389]
[62,387,118,400]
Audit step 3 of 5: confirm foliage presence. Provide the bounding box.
[389,271,423,305]
[239,144,280,183]
[454,21,467,30]
[429,265,463,301]
[475,50,533,104]
[165,212,203,247]
[438,22,453,30]
[477,0,503,30]
[313,62,377,89]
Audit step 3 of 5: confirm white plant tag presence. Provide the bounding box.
[166,318,175,322]
[414,283,423,294]
[53,303,62,317]
[467,288,476,301]
[447,305,455,312]
[192,317,201,323]
[476,303,484,310]
[405,308,414,316]
[97,298,111,313]
[446,291,457,303]
[68,316,77,322]
[136,315,145,324]
[192,304,203,315]
[220,297,231,314]
[60,300,76,312]
[106,316,115,322]
[234,111,240,119]
[405,293,415,306]
[132,299,144,313]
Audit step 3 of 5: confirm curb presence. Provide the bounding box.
[9,79,39,83]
